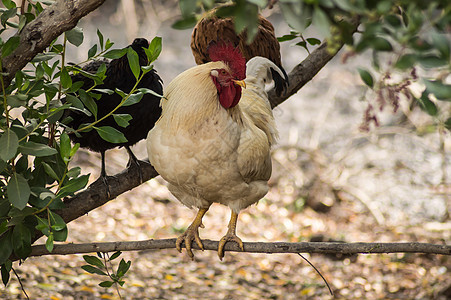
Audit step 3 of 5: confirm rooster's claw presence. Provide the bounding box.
[176,227,204,259]
[218,233,244,260]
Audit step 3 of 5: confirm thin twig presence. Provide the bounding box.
[21,240,451,260]
[102,252,123,300]
[298,253,333,296]
[12,267,29,300]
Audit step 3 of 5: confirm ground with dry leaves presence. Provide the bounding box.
[1,4,450,299]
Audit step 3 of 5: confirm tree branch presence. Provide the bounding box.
[269,42,339,109]
[30,42,344,242]
[26,240,451,259]
[1,0,106,91]
[15,1,356,245]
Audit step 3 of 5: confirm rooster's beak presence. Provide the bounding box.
[233,79,246,89]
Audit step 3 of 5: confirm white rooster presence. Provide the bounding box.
[147,42,283,259]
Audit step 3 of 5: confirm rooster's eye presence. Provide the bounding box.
[221,70,226,75]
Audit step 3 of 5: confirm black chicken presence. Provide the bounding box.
[62,38,163,194]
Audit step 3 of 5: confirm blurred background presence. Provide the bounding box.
[2,0,450,299]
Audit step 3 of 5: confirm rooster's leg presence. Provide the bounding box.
[125,146,143,184]
[218,210,244,260]
[176,206,210,259]
[100,151,111,199]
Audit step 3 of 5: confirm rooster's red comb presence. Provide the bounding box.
[208,41,246,80]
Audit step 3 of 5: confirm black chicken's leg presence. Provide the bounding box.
[125,146,143,183]
[100,151,111,198]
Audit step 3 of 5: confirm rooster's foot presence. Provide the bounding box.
[218,232,244,260]
[176,226,204,259]
[175,207,210,259]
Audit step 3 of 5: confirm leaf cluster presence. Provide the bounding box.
[82,251,131,292]
[0,0,162,287]
[174,0,450,128]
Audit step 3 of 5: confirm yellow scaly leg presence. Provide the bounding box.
[176,206,210,259]
[218,210,244,260]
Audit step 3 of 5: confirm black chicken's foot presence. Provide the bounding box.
[100,175,112,199]
[125,146,144,183]
[100,151,111,199]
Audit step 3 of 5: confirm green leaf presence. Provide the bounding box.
[66,27,84,46]
[6,94,27,108]
[94,126,128,144]
[103,48,127,59]
[1,7,17,26]
[48,211,66,231]
[357,68,374,88]
[424,80,451,101]
[395,53,417,70]
[417,91,438,116]
[7,172,30,210]
[35,216,50,236]
[295,41,307,50]
[109,251,122,261]
[279,2,308,32]
[60,67,72,89]
[376,0,392,13]
[81,265,107,276]
[247,0,267,8]
[2,0,16,9]
[15,70,24,88]
[88,44,97,59]
[179,0,197,18]
[1,261,12,286]
[52,226,68,242]
[113,114,132,128]
[171,16,198,30]
[12,223,31,259]
[137,88,162,98]
[57,175,89,198]
[0,198,10,217]
[1,36,20,58]
[97,29,104,50]
[65,94,85,110]
[99,281,114,287]
[116,259,131,278]
[59,132,71,160]
[31,53,57,63]
[45,233,54,252]
[418,55,448,69]
[444,117,451,131]
[18,141,58,157]
[83,255,105,269]
[66,166,81,178]
[312,7,331,38]
[123,92,143,106]
[105,39,114,50]
[93,88,114,95]
[0,129,19,161]
[42,162,60,181]
[79,90,98,118]
[69,143,80,158]
[147,36,162,63]
[431,32,450,60]
[127,47,140,80]
[115,88,127,98]
[370,37,393,51]
[306,38,321,45]
[277,34,297,42]
[409,36,432,51]
[18,14,27,32]
[0,231,13,265]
